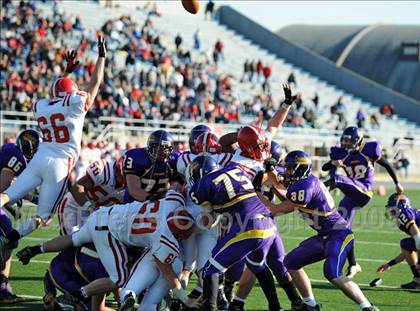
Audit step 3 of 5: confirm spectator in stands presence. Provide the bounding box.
[393,151,410,179]
[248,60,255,82]
[213,39,224,64]
[205,0,215,20]
[312,92,319,109]
[194,29,201,50]
[370,113,380,129]
[380,103,395,119]
[175,33,183,51]
[356,109,366,128]
[241,59,250,82]
[262,65,272,94]
[256,60,263,82]
[287,72,296,86]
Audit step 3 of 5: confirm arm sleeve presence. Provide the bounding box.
[189,179,211,206]
[123,150,145,176]
[321,160,334,172]
[69,91,88,114]
[397,209,416,231]
[377,157,399,185]
[153,238,179,264]
[85,160,107,185]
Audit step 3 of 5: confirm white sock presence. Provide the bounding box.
[303,295,317,307]
[359,300,372,309]
[16,219,38,237]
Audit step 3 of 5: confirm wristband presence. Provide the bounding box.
[280,102,291,110]
[387,259,397,267]
[172,283,189,304]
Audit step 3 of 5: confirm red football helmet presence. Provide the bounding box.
[167,209,195,240]
[51,77,78,98]
[195,132,221,155]
[237,125,270,161]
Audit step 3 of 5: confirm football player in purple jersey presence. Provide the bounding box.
[376,193,420,290]
[42,244,111,311]
[264,150,379,311]
[123,130,180,203]
[322,126,403,278]
[0,129,40,304]
[189,155,302,311]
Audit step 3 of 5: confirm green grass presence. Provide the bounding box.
[4,189,420,310]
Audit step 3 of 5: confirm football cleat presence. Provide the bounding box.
[217,288,229,310]
[170,298,185,311]
[43,293,57,311]
[362,306,379,311]
[299,304,321,311]
[119,292,136,311]
[291,300,305,311]
[0,237,10,270]
[346,263,362,279]
[400,279,420,290]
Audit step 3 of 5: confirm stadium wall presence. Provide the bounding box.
[217,6,420,124]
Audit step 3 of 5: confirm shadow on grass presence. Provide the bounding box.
[0,302,43,310]
[8,276,43,281]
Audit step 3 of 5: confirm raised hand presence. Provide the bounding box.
[97,35,106,57]
[64,50,80,74]
[282,83,296,106]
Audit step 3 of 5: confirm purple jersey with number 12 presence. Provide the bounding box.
[330,141,382,191]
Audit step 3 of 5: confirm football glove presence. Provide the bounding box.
[97,35,106,57]
[64,50,80,74]
[282,83,297,107]
[264,158,277,172]
[16,245,41,265]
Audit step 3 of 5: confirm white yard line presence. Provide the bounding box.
[12,259,50,264]
[20,294,43,299]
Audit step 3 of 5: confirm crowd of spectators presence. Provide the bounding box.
[1,0,405,133]
[1,0,240,129]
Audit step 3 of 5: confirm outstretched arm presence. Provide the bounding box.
[16,235,74,265]
[63,50,80,78]
[85,35,106,110]
[377,252,405,273]
[266,83,294,136]
[376,157,403,193]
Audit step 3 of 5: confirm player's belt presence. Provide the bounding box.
[80,247,99,259]
[95,226,109,231]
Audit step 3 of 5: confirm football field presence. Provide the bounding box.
[4,189,420,311]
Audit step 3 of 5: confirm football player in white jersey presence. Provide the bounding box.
[58,156,126,236]
[0,36,106,240]
[16,183,199,309]
[176,131,233,307]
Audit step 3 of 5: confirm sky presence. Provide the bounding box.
[216,1,420,31]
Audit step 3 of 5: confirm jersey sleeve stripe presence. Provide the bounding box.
[105,161,111,184]
[32,101,38,113]
[181,153,188,167]
[161,235,180,250]
[160,239,179,255]
[187,153,192,163]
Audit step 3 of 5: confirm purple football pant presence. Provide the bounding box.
[284,229,354,281]
[202,217,286,278]
[400,237,416,252]
[49,248,108,309]
[0,208,17,249]
[334,175,372,225]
